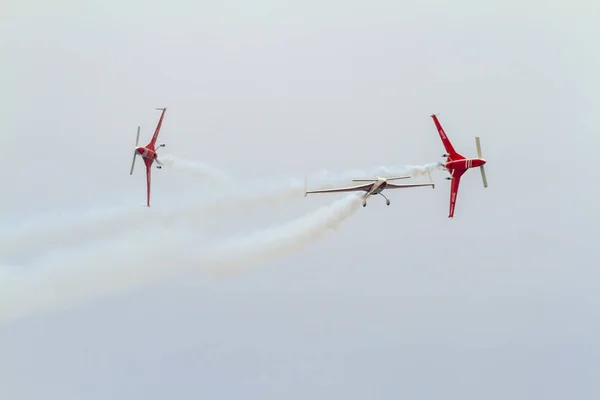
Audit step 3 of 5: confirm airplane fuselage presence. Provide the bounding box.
[136,146,157,161]
[368,178,387,194]
[445,157,486,171]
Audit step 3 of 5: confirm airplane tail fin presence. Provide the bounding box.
[475,136,488,188]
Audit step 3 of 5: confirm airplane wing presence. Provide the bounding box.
[448,169,465,218]
[431,114,464,161]
[305,182,373,196]
[143,158,153,206]
[385,182,435,190]
[149,107,167,149]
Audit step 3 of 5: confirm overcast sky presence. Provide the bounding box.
[1,1,599,399]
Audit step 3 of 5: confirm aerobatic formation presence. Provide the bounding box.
[133,108,488,217]
[0,108,489,323]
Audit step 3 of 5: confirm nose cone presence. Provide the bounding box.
[471,158,486,168]
[135,147,144,154]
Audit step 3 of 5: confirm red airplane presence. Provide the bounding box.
[129,107,167,207]
[431,114,488,218]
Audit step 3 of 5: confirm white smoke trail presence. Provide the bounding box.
[158,154,443,190]
[158,154,234,184]
[311,162,444,182]
[0,161,442,262]
[0,230,195,324]
[0,194,362,324]
[0,183,304,264]
[185,161,444,216]
[0,205,147,263]
[200,193,363,276]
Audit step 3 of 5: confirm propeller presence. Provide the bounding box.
[475,136,488,188]
[130,126,140,175]
[480,165,488,188]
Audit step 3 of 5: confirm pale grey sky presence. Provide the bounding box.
[1,1,599,399]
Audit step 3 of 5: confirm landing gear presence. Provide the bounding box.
[157,165,162,169]
[362,202,367,207]
[159,143,166,148]
[445,177,452,180]
[442,153,448,158]
[379,193,391,206]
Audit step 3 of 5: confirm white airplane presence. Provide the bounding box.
[304,173,435,207]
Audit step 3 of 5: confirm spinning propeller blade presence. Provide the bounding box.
[130,151,137,175]
[475,136,482,158]
[475,136,487,187]
[480,166,488,188]
[130,126,141,175]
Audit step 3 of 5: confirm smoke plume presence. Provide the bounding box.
[0,194,362,324]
